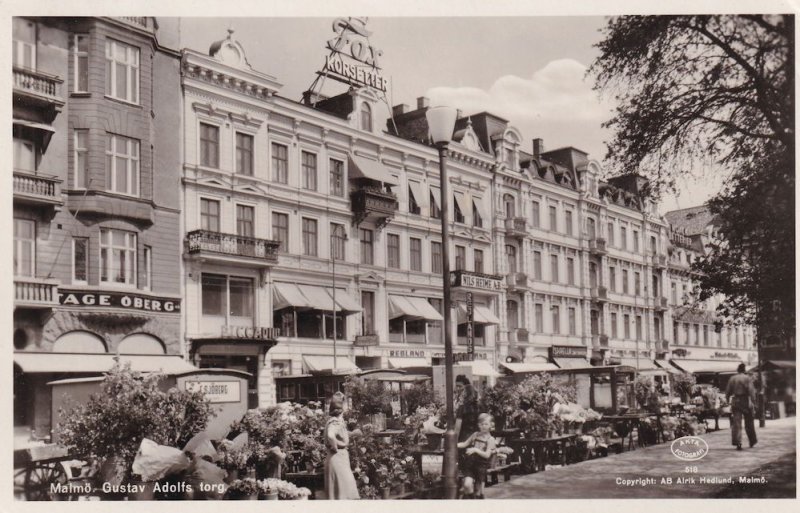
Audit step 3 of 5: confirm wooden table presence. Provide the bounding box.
[602,414,649,451]
[507,434,580,473]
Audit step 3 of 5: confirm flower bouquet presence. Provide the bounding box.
[261,478,311,500]
[225,478,260,500]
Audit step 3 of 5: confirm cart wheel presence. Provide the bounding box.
[25,462,68,501]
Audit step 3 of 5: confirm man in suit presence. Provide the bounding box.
[725,363,758,450]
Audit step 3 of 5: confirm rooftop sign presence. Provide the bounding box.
[320,18,388,92]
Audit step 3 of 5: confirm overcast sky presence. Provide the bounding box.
[180,16,723,213]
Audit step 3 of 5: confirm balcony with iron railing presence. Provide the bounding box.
[14,277,59,309]
[589,238,607,255]
[650,253,667,268]
[590,286,608,302]
[504,216,528,238]
[116,17,152,30]
[13,170,63,208]
[351,186,398,229]
[186,230,280,267]
[592,334,609,348]
[13,67,65,110]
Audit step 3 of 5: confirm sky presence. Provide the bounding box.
[179,16,723,213]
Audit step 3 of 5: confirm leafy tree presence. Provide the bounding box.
[591,15,794,336]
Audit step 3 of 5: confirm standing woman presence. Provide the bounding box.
[324,391,360,500]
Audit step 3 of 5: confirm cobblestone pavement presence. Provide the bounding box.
[485,416,796,499]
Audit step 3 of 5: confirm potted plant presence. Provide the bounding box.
[225,478,260,500]
[257,479,279,500]
[217,440,251,483]
[344,376,393,431]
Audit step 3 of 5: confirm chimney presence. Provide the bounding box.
[417,96,430,110]
[392,104,410,117]
[532,138,544,158]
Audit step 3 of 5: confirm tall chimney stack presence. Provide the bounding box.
[417,96,430,110]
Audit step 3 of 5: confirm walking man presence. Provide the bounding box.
[725,363,758,450]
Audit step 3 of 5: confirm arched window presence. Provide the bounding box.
[504,194,515,219]
[360,102,372,132]
[118,333,166,354]
[52,331,107,353]
[507,300,519,330]
[505,244,517,274]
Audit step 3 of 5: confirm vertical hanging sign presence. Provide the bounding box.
[466,292,475,360]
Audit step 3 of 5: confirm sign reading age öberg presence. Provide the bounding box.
[321,18,388,92]
[58,289,180,313]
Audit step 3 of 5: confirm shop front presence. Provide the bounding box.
[669,347,757,385]
[549,344,591,369]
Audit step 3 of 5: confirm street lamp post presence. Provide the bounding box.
[426,105,459,500]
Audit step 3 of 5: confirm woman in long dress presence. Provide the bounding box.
[324,392,360,500]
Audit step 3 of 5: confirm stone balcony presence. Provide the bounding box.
[504,217,528,238]
[590,286,608,302]
[589,238,607,256]
[13,171,63,209]
[655,296,669,311]
[13,67,64,113]
[186,230,280,268]
[592,334,610,348]
[14,278,59,309]
[650,253,667,268]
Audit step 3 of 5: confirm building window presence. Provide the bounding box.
[272,143,288,184]
[611,312,618,339]
[360,228,374,265]
[199,123,219,168]
[455,245,466,271]
[235,133,254,176]
[590,310,599,335]
[621,226,628,250]
[685,323,692,345]
[694,324,700,346]
[673,322,680,344]
[302,218,318,256]
[13,18,36,69]
[535,304,544,333]
[430,190,441,219]
[586,217,596,239]
[550,254,559,283]
[143,246,152,290]
[73,34,89,93]
[507,300,519,330]
[565,211,573,236]
[301,151,317,190]
[532,201,540,228]
[200,198,220,232]
[506,245,517,274]
[387,234,400,269]
[552,305,560,334]
[634,272,641,296]
[652,274,659,297]
[609,266,616,292]
[100,228,137,286]
[533,250,542,280]
[431,241,442,274]
[272,212,289,251]
[453,195,465,223]
[549,205,557,232]
[13,136,36,171]
[105,134,139,196]
[202,274,254,319]
[472,201,483,228]
[671,282,677,304]
[568,307,577,335]
[635,315,643,340]
[622,269,629,295]
[105,39,139,103]
[589,262,598,288]
[504,194,515,218]
[567,257,575,285]
[14,219,35,277]
[410,238,422,271]
[72,237,89,284]
[360,102,372,131]
[624,314,631,339]
[408,184,421,215]
[74,129,89,188]
[633,230,640,252]
[361,291,375,335]
[236,205,254,237]
[330,223,346,261]
[607,222,615,246]
[703,325,709,346]
[474,249,484,274]
[330,158,344,196]
[655,317,662,341]
[650,235,658,254]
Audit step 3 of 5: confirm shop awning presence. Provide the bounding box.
[274,283,361,313]
[388,357,429,369]
[619,358,660,371]
[654,360,682,374]
[388,295,443,321]
[500,362,559,373]
[348,154,399,186]
[457,304,500,325]
[453,190,470,218]
[749,360,796,372]
[670,360,743,374]
[553,358,590,370]
[13,118,55,150]
[430,186,441,211]
[14,353,197,374]
[473,199,487,224]
[408,180,425,208]
[457,360,501,378]
[302,355,360,375]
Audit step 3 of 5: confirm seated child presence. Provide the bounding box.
[457,412,496,499]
